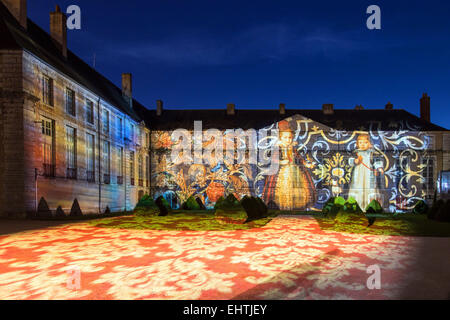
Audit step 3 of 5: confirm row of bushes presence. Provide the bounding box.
[214,194,268,224]
[134,195,171,217]
[322,197,383,216]
[135,193,269,224]
[34,197,84,218]
[426,199,450,222]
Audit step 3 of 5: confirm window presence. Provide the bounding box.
[66,126,77,179]
[41,117,55,177]
[66,88,76,116]
[42,76,54,106]
[146,155,150,187]
[86,100,94,124]
[130,124,135,142]
[138,155,143,186]
[130,151,135,186]
[117,147,124,185]
[102,141,110,184]
[117,117,123,139]
[86,134,95,182]
[102,109,110,135]
[423,158,435,190]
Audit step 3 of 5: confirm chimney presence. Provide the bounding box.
[156,100,163,116]
[50,5,67,58]
[385,102,393,110]
[322,104,334,115]
[227,103,235,116]
[2,0,27,29]
[279,103,286,115]
[420,93,430,122]
[355,105,364,110]
[122,73,132,98]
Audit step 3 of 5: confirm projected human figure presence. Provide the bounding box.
[263,120,316,210]
[348,134,384,210]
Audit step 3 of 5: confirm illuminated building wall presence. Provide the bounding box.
[150,114,450,212]
[0,0,151,216]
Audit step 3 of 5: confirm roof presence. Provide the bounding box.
[137,107,449,131]
[0,2,141,121]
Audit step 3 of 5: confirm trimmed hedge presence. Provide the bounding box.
[70,199,83,217]
[55,206,66,218]
[195,197,206,210]
[182,196,201,210]
[134,195,160,217]
[343,197,363,214]
[37,197,52,218]
[413,200,428,215]
[322,197,339,216]
[365,199,383,214]
[428,199,444,220]
[435,200,450,222]
[155,196,171,217]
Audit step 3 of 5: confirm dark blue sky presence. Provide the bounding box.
[28,0,450,129]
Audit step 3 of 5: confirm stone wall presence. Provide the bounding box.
[0,49,151,217]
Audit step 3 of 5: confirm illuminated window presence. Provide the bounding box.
[117,147,124,185]
[86,134,95,182]
[102,141,110,184]
[42,76,53,106]
[138,155,143,186]
[146,155,150,187]
[422,158,435,190]
[86,100,94,124]
[130,151,135,186]
[41,117,55,177]
[117,117,123,139]
[102,109,110,135]
[66,126,77,179]
[130,124,135,142]
[66,88,76,117]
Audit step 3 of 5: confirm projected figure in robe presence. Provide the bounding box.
[348,134,384,210]
[263,120,316,210]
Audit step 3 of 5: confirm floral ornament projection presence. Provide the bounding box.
[151,114,432,212]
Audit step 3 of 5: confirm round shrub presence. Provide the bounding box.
[155,196,171,216]
[182,196,201,210]
[428,199,445,220]
[240,196,261,221]
[435,199,450,222]
[365,199,383,214]
[413,200,429,215]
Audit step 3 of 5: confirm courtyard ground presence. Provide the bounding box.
[0,216,449,300]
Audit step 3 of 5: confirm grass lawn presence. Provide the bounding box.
[315,213,450,237]
[89,210,275,231]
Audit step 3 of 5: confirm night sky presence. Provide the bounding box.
[28,0,450,129]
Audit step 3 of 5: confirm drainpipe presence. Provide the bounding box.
[124,118,127,212]
[97,98,102,214]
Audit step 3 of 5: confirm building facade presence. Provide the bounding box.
[0,0,449,217]
[0,1,150,216]
[145,105,450,213]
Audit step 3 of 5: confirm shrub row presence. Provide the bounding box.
[427,199,450,222]
[214,194,268,224]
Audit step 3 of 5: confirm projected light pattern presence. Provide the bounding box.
[151,115,432,212]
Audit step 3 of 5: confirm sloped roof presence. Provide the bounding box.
[134,107,449,131]
[0,2,141,121]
